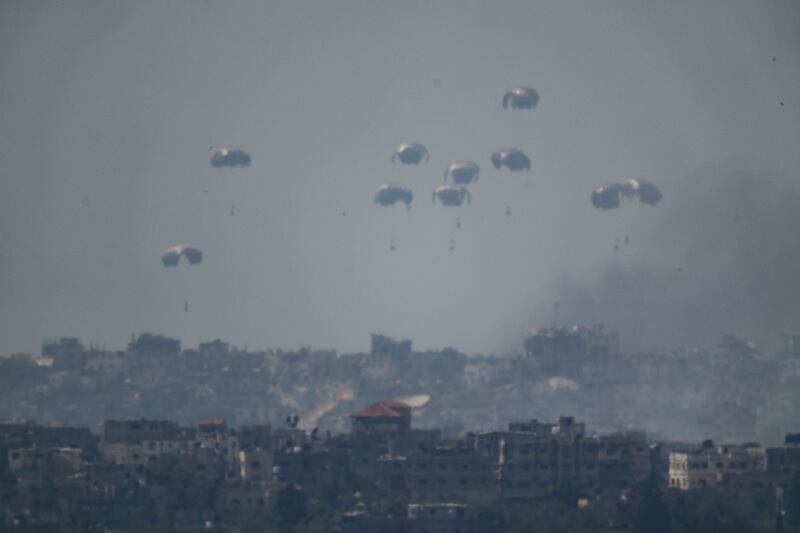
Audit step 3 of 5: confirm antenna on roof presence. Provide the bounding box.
[552,302,560,330]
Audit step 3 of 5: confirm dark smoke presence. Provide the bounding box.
[552,171,800,353]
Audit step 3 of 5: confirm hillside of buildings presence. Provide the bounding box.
[1,328,799,446]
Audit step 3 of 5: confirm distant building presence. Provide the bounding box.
[41,337,86,359]
[765,433,800,474]
[127,333,181,355]
[523,325,619,377]
[8,446,83,473]
[668,442,765,490]
[476,416,653,500]
[198,339,230,355]
[103,420,196,473]
[238,425,273,451]
[351,401,412,436]
[406,444,496,503]
[239,448,274,482]
[0,423,98,457]
[371,334,412,357]
[104,419,188,444]
[41,337,88,370]
[223,481,281,513]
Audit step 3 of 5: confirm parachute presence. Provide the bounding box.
[591,184,622,210]
[433,185,471,207]
[444,161,480,185]
[374,184,414,209]
[622,179,663,206]
[591,180,662,210]
[490,148,531,171]
[161,245,203,267]
[392,143,429,165]
[502,87,540,110]
[210,148,251,168]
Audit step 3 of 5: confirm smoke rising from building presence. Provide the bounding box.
[551,172,800,352]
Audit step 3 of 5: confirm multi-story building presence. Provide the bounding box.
[766,434,800,474]
[406,443,496,503]
[476,416,653,500]
[350,401,412,436]
[668,442,765,490]
[524,325,619,377]
[0,423,98,457]
[239,448,274,482]
[272,442,348,485]
[103,420,196,472]
[103,419,239,479]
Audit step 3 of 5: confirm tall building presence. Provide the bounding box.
[523,325,619,377]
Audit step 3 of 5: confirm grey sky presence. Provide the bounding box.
[1,0,798,356]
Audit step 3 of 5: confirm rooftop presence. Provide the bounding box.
[351,401,411,419]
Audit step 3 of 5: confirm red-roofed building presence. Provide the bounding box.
[351,401,412,436]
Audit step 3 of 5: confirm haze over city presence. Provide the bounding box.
[0,1,797,357]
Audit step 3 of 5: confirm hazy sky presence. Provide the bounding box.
[1,0,798,356]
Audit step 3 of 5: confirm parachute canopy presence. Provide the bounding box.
[375,184,414,208]
[621,179,663,206]
[591,180,662,210]
[392,143,429,165]
[210,147,251,168]
[162,245,203,267]
[490,148,531,171]
[502,87,540,110]
[444,161,480,185]
[591,185,621,210]
[433,185,471,207]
